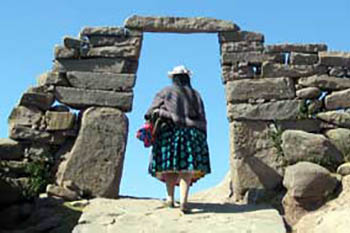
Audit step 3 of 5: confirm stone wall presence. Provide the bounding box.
[1,16,350,226]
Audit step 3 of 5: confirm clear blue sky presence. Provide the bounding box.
[1,1,349,199]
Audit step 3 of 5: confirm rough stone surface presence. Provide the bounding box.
[46,184,80,201]
[227,100,302,121]
[299,75,350,91]
[296,87,321,99]
[55,87,133,111]
[262,62,327,78]
[37,72,69,86]
[56,107,128,198]
[229,121,283,200]
[124,15,240,33]
[80,26,143,37]
[265,43,327,53]
[66,71,136,91]
[329,67,347,77]
[86,43,141,60]
[283,162,338,198]
[325,128,350,159]
[218,31,264,43]
[53,58,138,74]
[220,41,264,53]
[45,111,75,131]
[19,88,55,111]
[278,119,321,133]
[72,198,286,233]
[0,138,23,160]
[281,130,343,165]
[54,45,79,59]
[225,78,295,103]
[289,52,318,65]
[221,63,255,83]
[319,51,350,67]
[316,111,350,128]
[337,163,350,176]
[221,52,284,65]
[325,88,350,110]
[8,106,43,127]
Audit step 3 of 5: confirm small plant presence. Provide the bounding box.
[268,122,285,158]
[297,99,310,119]
[23,160,51,199]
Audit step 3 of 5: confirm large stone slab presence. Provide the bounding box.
[45,111,75,131]
[265,44,327,53]
[296,87,321,99]
[229,121,283,200]
[227,100,303,121]
[57,107,128,198]
[19,87,55,111]
[221,63,255,83]
[299,75,350,91]
[262,62,327,78]
[37,72,69,86]
[55,87,133,111]
[221,52,284,65]
[73,198,286,233]
[278,119,322,133]
[218,31,264,43]
[289,52,318,65]
[319,51,350,67]
[8,106,43,127]
[66,71,136,91]
[281,130,343,165]
[225,78,295,103]
[316,111,350,128]
[124,15,240,33]
[80,26,143,37]
[220,41,264,53]
[325,89,350,110]
[0,138,23,160]
[53,58,138,74]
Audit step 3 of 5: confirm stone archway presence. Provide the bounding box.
[2,15,350,205]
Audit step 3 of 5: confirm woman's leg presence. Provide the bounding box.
[163,173,178,206]
[179,172,193,211]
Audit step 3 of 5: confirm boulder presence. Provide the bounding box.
[262,62,327,78]
[281,130,343,165]
[325,88,350,110]
[225,78,295,103]
[227,100,303,121]
[56,107,128,198]
[229,121,283,200]
[289,52,318,65]
[124,15,240,33]
[325,128,350,159]
[299,75,350,91]
[45,111,75,131]
[55,87,133,111]
[296,87,321,99]
[218,31,264,43]
[221,52,284,65]
[8,106,43,127]
[316,111,350,128]
[46,184,80,201]
[66,71,136,91]
[337,163,350,176]
[265,43,327,53]
[0,138,23,160]
[319,51,350,67]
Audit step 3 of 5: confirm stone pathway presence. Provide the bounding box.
[72,197,286,233]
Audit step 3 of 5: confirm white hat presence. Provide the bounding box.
[167,65,193,78]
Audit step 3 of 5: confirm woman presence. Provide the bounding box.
[145,65,211,213]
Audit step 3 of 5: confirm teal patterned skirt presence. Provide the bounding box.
[149,121,211,185]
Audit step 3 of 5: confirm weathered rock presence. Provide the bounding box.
[329,67,346,77]
[283,162,338,198]
[124,15,240,33]
[319,51,350,67]
[45,111,75,131]
[227,100,303,121]
[37,72,69,87]
[53,58,138,74]
[262,62,327,78]
[325,88,350,110]
[296,87,321,99]
[225,78,295,103]
[72,198,286,233]
[24,143,52,161]
[46,184,80,201]
[221,41,264,53]
[278,119,321,133]
[316,111,350,128]
[80,26,143,37]
[265,43,327,53]
[8,106,43,127]
[229,121,283,200]
[86,45,141,60]
[9,125,66,145]
[64,36,87,49]
[19,87,55,111]
[66,71,136,91]
[325,128,350,160]
[57,107,128,198]
[221,63,255,83]
[221,52,284,65]
[218,31,264,43]
[299,75,350,91]
[54,45,79,59]
[281,130,343,165]
[55,87,133,111]
[289,52,318,65]
[0,138,23,160]
[337,163,350,176]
